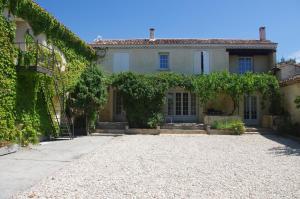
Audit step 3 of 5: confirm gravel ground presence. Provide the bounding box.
[15,134,300,199]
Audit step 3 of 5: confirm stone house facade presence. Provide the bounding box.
[91,27,277,126]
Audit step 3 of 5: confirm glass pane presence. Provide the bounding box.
[176,93,181,115]
[239,57,252,74]
[191,93,196,115]
[167,93,174,115]
[183,93,188,115]
[160,54,169,69]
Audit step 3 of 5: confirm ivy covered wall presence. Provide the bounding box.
[0,2,18,142]
[0,0,95,144]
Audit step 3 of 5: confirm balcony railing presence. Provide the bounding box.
[15,42,57,75]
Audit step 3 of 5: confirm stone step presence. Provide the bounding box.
[93,129,125,134]
[96,122,127,130]
[160,129,207,134]
[245,127,276,134]
[161,123,205,130]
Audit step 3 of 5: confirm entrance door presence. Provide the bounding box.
[244,95,258,125]
[113,91,126,121]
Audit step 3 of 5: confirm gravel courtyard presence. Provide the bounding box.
[16,134,300,199]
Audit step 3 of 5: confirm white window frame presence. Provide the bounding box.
[167,92,197,116]
[239,57,253,74]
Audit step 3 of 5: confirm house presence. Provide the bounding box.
[91,27,277,126]
[277,62,300,123]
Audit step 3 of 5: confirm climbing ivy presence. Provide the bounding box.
[8,0,95,60]
[112,72,280,128]
[0,4,18,143]
[0,0,95,145]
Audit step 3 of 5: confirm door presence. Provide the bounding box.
[113,91,126,121]
[166,92,197,123]
[244,95,258,125]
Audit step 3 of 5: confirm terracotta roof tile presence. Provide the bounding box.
[90,38,277,47]
[280,75,300,87]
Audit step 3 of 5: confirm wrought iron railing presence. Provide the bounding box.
[15,41,57,72]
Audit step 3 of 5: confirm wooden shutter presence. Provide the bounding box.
[113,53,129,72]
[203,51,210,74]
[193,51,202,74]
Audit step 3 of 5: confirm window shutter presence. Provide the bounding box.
[203,51,210,74]
[113,53,129,72]
[193,51,202,74]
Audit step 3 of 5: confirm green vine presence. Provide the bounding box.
[112,72,280,128]
[0,5,18,143]
[0,0,94,145]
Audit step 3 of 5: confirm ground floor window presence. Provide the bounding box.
[168,92,197,116]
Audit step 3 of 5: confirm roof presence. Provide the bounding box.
[90,38,277,49]
[277,63,300,68]
[280,75,300,87]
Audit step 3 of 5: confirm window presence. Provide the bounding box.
[159,53,169,69]
[183,93,189,115]
[239,57,253,74]
[176,93,182,115]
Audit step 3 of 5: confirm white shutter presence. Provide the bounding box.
[113,53,129,72]
[203,51,210,74]
[193,51,202,74]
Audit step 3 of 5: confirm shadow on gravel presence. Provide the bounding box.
[90,134,123,137]
[263,134,300,156]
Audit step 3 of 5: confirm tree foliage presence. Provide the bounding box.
[112,72,280,128]
[68,67,108,130]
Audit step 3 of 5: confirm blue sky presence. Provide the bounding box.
[36,0,300,62]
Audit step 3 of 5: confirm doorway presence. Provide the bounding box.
[244,95,258,125]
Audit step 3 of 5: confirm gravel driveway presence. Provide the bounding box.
[15,134,300,199]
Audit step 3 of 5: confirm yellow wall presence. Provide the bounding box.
[229,54,274,73]
[281,83,300,123]
[98,47,229,74]
[99,87,114,122]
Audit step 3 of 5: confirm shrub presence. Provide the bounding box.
[68,66,108,131]
[112,72,168,128]
[211,119,245,135]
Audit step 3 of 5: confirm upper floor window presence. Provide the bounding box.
[239,57,253,74]
[159,53,169,70]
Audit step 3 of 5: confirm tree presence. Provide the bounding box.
[68,66,108,133]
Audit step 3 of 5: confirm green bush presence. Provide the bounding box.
[68,66,108,131]
[211,119,245,135]
[112,72,168,128]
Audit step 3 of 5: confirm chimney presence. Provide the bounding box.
[149,28,155,41]
[259,26,266,41]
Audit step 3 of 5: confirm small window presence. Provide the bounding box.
[239,57,253,74]
[159,53,169,69]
